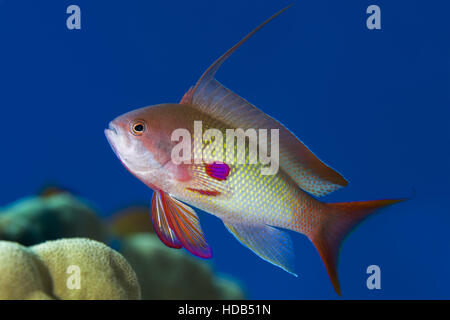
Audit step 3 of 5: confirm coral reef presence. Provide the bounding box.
[0,238,141,300]
[120,233,245,300]
[0,194,106,246]
[0,192,245,300]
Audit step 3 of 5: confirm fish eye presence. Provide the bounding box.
[130,120,146,136]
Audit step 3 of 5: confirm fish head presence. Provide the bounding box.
[105,104,179,181]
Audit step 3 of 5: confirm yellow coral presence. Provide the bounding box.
[31,238,140,300]
[0,238,141,300]
[0,241,54,300]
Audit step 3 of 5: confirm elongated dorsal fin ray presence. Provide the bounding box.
[182,5,348,197]
[151,190,212,258]
[224,221,297,275]
[192,5,294,93]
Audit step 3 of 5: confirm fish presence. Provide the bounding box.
[104,6,405,295]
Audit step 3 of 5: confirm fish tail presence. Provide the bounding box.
[307,198,406,295]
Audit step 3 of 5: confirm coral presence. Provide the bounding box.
[0,238,141,300]
[0,194,106,246]
[0,193,244,300]
[0,241,54,300]
[32,238,141,300]
[120,233,245,300]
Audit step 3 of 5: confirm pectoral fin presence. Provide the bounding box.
[182,162,233,198]
[224,221,296,275]
[151,190,212,258]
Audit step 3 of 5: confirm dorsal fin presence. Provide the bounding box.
[182,6,348,197]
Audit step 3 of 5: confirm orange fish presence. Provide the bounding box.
[105,6,405,295]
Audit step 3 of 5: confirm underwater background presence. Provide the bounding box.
[0,0,449,299]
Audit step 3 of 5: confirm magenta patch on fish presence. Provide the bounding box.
[205,162,230,181]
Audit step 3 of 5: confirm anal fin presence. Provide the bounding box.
[224,221,296,275]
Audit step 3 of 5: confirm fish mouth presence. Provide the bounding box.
[104,122,120,154]
[104,122,118,137]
